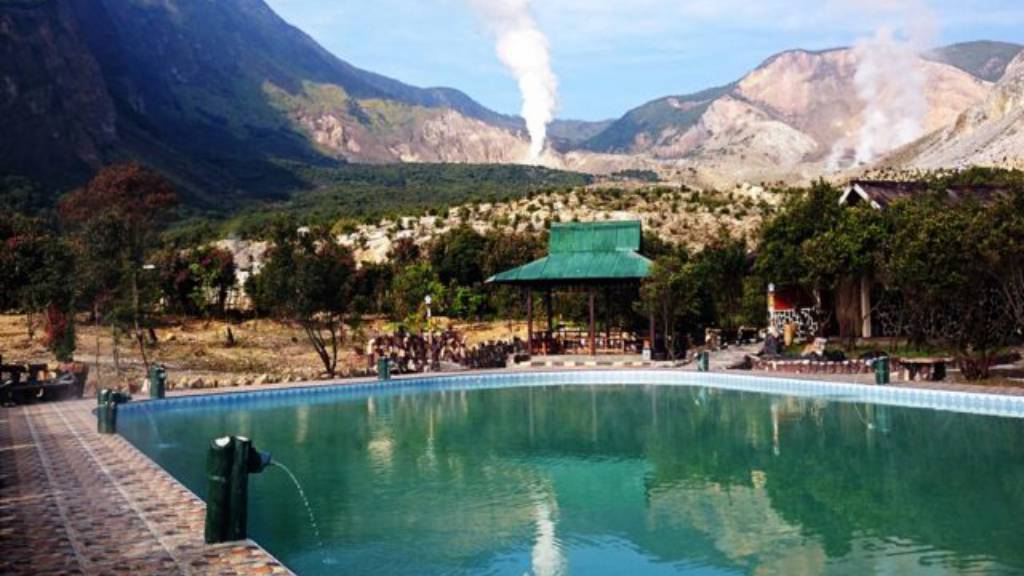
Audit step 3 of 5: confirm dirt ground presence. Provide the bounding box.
[0,314,528,394]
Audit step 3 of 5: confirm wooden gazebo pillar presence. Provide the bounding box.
[649,311,656,356]
[526,289,534,355]
[545,288,553,333]
[589,289,596,356]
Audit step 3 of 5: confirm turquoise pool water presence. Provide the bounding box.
[119,378,1024,575]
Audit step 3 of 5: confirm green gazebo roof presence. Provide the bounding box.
[487,221,652,285]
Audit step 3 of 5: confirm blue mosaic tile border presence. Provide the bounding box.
[118,371,1024,420]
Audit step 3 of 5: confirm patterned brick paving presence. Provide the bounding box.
[0,399,292,575]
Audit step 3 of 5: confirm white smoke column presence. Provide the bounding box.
[469,0,558,162]
[851,0,937,165]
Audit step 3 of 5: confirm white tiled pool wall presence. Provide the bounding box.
[121,371,1024,420]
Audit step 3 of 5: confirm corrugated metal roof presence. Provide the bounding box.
[549,221,641,253]
[487,221,651,285]
[841,180,1010,209]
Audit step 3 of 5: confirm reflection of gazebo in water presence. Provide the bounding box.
[487,221,653,356]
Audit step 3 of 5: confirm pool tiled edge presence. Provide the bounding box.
[123,370,1024,420]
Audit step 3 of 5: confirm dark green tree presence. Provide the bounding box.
[248,226,357,376]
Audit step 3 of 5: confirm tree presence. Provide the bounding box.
[883,197,1014,379]
[480,231,545,319]
[986,186,1024,335]
[429,226,488,287]
[754,181,843,285]
[59,163,178,373]
[157,246,236,317]
[801,205,889,340]
[0,214,77,360]
[249,226,356,377]
[389,262,445,327]
[636,253,701,358]
[693,234,751,332]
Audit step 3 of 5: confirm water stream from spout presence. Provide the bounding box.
[270,461,323,548]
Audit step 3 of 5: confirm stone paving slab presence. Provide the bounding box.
[0,400,293,576]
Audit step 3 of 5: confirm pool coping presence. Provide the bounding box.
[124,368,1024,420]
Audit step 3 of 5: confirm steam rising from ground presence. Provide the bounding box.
[469,0,557,162]
[849,0,937,166]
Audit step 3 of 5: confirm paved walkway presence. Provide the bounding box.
[0,399,292,575]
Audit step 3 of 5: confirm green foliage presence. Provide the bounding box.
[429,226,488,287]
[755,169,1024,379]
[0,214,77,361]
[211,163,591,238]
[692,234,750,331]
[755,181,844,285]
[449,286,487,321]
[637,253,701,357]
[156,246,236,316]
[0,175,57,216]
[608,170,661,183]
[248,225,357,376]
[802,205,888,289]
[389,262,445,328]
[883,196,1015,377]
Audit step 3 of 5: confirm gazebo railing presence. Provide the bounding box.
[529,328,644,356]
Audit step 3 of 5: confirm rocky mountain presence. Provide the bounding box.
[0,0,533,203]
[884,51,1024,171]
[572,45,1010,185]
[1,0,1020,203]
[925,41,1024,82]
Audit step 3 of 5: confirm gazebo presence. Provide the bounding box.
[487,221,654,356]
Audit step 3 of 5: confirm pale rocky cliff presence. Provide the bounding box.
[884,52,1024,171]
[569,48,994,187]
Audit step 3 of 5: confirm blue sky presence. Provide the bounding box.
[265,0,1024,121]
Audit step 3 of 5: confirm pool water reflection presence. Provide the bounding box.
[119,385,1024,575]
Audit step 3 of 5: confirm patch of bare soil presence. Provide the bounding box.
[0,314,527,394]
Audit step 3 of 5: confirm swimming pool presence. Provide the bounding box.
[119,372,1024,575]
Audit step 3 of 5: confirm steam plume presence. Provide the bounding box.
[851,1,936,165]
[469,0,558,161]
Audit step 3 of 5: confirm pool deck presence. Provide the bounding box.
[0,398,293,575]
[3,366,1024,575]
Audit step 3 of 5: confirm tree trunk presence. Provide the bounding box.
[131,270,150,371]
[94,304,102,391]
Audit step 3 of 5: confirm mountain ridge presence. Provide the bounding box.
[1,0,1021,205]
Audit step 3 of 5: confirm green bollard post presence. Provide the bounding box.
[227,436,272,540]
[97,400,117,434]
[205,436,234,544]
[96,401,107,433]
[149,364,167,400]
[874,357,890,385]
[697,351,710,372]
[377,357,391,381]
[205,436,272,544]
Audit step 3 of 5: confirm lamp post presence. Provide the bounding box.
[425,295,434,372]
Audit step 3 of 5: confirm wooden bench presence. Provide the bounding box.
[898,357,951,382]
[1,363,85,405]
